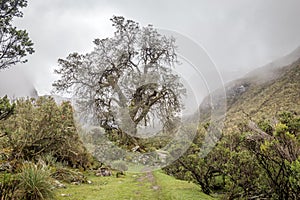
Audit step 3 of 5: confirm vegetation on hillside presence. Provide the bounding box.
[165,61,300,199]
[0,96,92,170]
[0,96,96,199]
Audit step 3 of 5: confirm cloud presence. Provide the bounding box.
[1,0,299,96]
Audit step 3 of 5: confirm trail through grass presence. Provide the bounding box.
[55,171,216,200]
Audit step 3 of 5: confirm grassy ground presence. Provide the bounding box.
[55,170,216,200]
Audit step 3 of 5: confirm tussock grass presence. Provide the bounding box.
[18,162,55,200]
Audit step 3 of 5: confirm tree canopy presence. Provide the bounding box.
[0,0,34,69]
[53,16,186,146]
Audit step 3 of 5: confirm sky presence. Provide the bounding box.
[1,0,300,99]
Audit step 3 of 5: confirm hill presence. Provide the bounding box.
[199,46,300,133]
[164,46,300,199]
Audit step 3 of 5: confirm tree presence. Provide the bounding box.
[53,16,185,147]
[0,0,34,69]
[244,112,300,199]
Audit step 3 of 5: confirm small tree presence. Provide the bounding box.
[244,112,300,199]
[53,16,185,147]
[0,0,34,69]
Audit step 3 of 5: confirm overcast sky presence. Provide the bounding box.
[1,0,300,97]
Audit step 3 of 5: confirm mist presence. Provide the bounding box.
[1,0,300,103]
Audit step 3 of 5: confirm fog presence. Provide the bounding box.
[0,0,300,101]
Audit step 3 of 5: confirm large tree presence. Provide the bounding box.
[0,0,34,69]
[53,16,185,147]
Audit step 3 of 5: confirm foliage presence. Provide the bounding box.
[166,59,300,199]
[243,111,300,199]
[50,166,87,184]
[164,125,227,195]
[289,158,300,193]
[0,95,14,121]
[0,0,34,69]
[0,96,14,139]
[165,112,300,199]
[18,162,55,200]
[0,96,92,169]
[0,172,19,200]
[0,95,15,144]
[53,16,185,148]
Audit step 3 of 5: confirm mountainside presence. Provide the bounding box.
[199,47,300,134]
[168,46,300,199]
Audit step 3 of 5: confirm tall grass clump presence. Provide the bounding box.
[18,162,55,200]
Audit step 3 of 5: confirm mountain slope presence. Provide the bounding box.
[224,60,300,133]
[199,47,300,134]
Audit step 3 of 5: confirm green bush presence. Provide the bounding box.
[0,97,92,170]
[50,166,87,183]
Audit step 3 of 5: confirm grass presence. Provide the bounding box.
[55,170,216,200]
[153,171,216,200]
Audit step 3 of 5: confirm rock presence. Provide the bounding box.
[53,180,66,188]
[0,162,12,172]
[156,150,169,163]
[152,185,160,190]
[87,180,92,184]
[95,167,112,176]
[131,145,140,152]
[60,194,71,197]
[95,172,102,177]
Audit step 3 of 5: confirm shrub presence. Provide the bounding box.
[0,97,92,170]
[50,166,87,184]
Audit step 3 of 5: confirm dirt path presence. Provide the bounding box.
[137,171,160,190]
[135,169,161,198]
